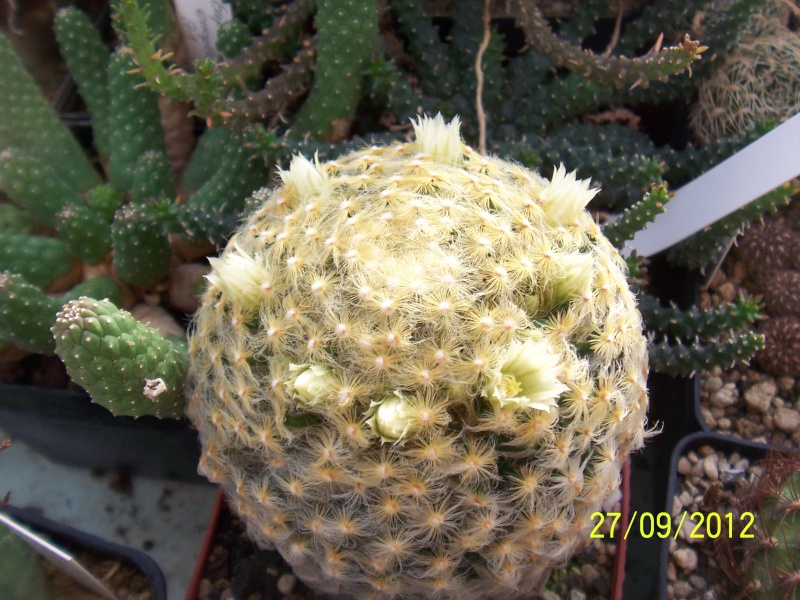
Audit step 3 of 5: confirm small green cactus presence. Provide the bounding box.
[187,116,651,598]
[53,297,187,418]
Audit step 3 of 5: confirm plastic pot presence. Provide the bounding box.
[0,383,203,482]
[657,431,776,600]
[3,503,167,600]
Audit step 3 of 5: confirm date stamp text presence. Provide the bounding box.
[590,511,755,540]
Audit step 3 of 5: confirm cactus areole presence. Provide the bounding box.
[188,115,649,598]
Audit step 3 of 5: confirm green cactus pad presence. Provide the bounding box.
[107,48,167,192]
[53,297,187,418]
[86,184,126,222]
[56,204,113,264]
[0,272,62,354]
[0,149,86,229]
[292,0,378,140]
[130,149,176,203]
[0,273,121,355]
[0,204,33,233]
[111,204,173,286]
[0,31,99,193]
[0,233,75,290]
[54,6,112,157]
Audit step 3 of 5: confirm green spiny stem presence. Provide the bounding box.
[130,149,175,203]
[0,31,99,193]
[0,233,75,290]
[54,6,112,158]
[668,182,796,271]
[663,123,772,185]
[0,204,33,233]
[292,0,378,140]
[180,126,234,193]
[604,182,670,250]
[639,292,762,341]
[53,296,187,418]
[648,330,764,377]
[391,0,459,99]
[216,0,314,87]
[364,57,428,125]
[512,1,705,89]
[56,204,113,265]
[87,184,127,222]
[107,47,168,192]
[111,204,172,286]
[0,273,121,354]
[0,149,86,229]
[214,42,315,125]
[216,18,255,59]
[228,0,279,31]
[179,129,270,244]
[112,0,194,103]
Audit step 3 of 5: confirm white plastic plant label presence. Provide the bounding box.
[172,0,233,64]
[625,112,800,257]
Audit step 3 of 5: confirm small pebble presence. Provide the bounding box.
[677,457,692,475]
[673,580,693,598]
[277,573,297,595]
[774,407,800,433]
[744,380,777,414]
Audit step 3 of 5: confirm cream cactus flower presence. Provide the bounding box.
[411,113,463,164]
[285,363,337,405]
[205,244,267,309]
[482,339,569,412]
[541,163,599,226]
[278,153,327,200]
[365,390,414,443]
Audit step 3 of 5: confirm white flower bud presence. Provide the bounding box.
[411,113,463,164]
[366,390,414,443]
[285,363,337,405]
[279,153,327,200]
[206,243,268,308]
[540,164,598,226]
[481,339,568,412]
[553,252,594,303]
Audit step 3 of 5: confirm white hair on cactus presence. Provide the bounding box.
[541,164,599,226]
[411,113,464,164]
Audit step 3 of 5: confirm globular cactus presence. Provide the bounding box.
[187,116,650,598]
[53,297,187,418]
[720,451,800,599]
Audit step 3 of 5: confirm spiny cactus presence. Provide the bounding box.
[720,451,800,599]
[53,297,187,418]
[187,116,650,599]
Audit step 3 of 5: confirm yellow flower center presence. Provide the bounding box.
[499,373,523,398]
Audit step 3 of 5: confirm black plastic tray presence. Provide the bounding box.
[656,431,776,600]
[3,503,167,600]
[0,383,203,482]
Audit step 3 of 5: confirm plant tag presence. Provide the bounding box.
[0,511,117,600]
[625,112,800,258]
[172,0,233,64]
